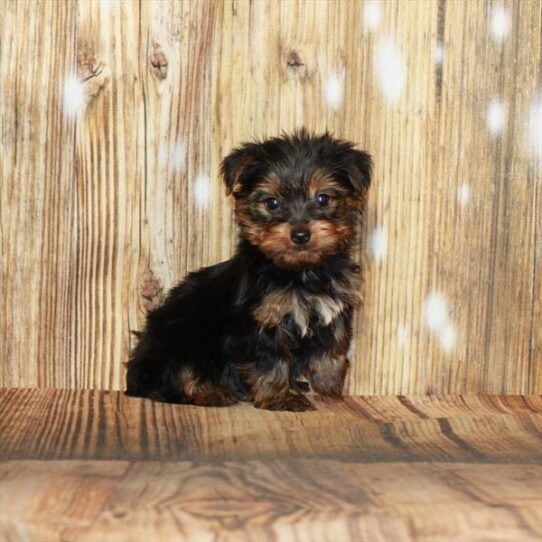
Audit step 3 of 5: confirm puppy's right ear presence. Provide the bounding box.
[220,145,257,196]
[342,148,373,198]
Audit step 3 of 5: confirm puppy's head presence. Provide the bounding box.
[221,129,372,269]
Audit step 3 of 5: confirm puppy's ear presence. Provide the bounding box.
[343,149,373,198]
[220,145,257,196]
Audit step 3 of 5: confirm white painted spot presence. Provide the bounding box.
[193,173,211,208]
[324,69,345,112]
[425,291,459,354]
[457,183,471,206]
[172,141,186,174]
[491,7,511,42]
[364,0,381,31]
[486,99,506,136]
[368,226,388,262]
[374,37,406,103]
[159,140,187,177]
[438,322,457,354]
[526,93,542,163]
[397,324,410,346]
[424,292,449,332]
[99,0,118,10]
[347,342,356,360]
[434,42,444,65]
[63,76,85,116]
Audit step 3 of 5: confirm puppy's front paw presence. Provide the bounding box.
[191,387,238,407]
[255,392,315,412]
[313,383,344,399]
[309,355,348,398]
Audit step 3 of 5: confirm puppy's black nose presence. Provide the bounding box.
[291,228,311,245]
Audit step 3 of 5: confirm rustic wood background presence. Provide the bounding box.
[2,390,541,540]
[1,0,540,394]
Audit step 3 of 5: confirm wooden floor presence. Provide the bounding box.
[1,390,541,541]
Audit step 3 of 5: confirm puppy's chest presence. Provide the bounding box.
[252,271,360,337]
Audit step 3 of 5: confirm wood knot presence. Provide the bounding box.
[76,40,108,107]
[286,50,305,69]
[150,42,168,80]
[283,47,313,82]
[77,44,99,80]
[140,275,163,310]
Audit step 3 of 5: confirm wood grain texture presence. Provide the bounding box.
[1,389,541,462]
[1,0,541,393]
[1,460,541,542]
[0,389,541,541]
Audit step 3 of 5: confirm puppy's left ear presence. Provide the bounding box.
[220,145,257,196]
[343,149,373,198]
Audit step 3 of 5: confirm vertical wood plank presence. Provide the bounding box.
[1,0,540,394]
[73,0,143,388]
[1,0,78,387]
[421,0,541,394]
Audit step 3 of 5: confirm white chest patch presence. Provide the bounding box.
[283,291,345,337]
[252,269,360,337]
[253,289,345,338]
[305,293,344,327]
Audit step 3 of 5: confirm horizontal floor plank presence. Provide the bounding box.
[1,460,541,542]
[1,389,541,541]
[0,389,541,463]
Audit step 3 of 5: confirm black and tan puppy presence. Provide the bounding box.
[126,129,372,411]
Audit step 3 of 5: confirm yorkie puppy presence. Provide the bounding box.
[126,129,372,411]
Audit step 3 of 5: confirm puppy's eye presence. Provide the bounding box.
[265,197,280,211]
[316,193,330,207]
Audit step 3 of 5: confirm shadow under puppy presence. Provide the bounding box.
[126,129,372,411]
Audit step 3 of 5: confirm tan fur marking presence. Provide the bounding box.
[307,171,340,198]
[309,294,344,326]
[254,173,282,194]
[290,294,310,335]
[256,220,350,269]
[252,289,295,328]
[332,317,347,344]
[250,359,289,404]
[310,219,351,253]
[254,287,348,333]
[258,222,292,253]
[253,288,311,336]
[331,267,362,307]
[227,153,258,195]
[180,366,199,396]
[180,367,237,406]
[243,359,313,411]
[308,355,350,397]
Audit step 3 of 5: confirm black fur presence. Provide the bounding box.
[126,129,372,411]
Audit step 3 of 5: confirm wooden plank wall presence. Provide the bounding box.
[1,0,540,394]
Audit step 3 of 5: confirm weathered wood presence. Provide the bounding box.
[1,0,541,393]
[0,390,541,542]
[1,389,541,462]
[1,460,541,542]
